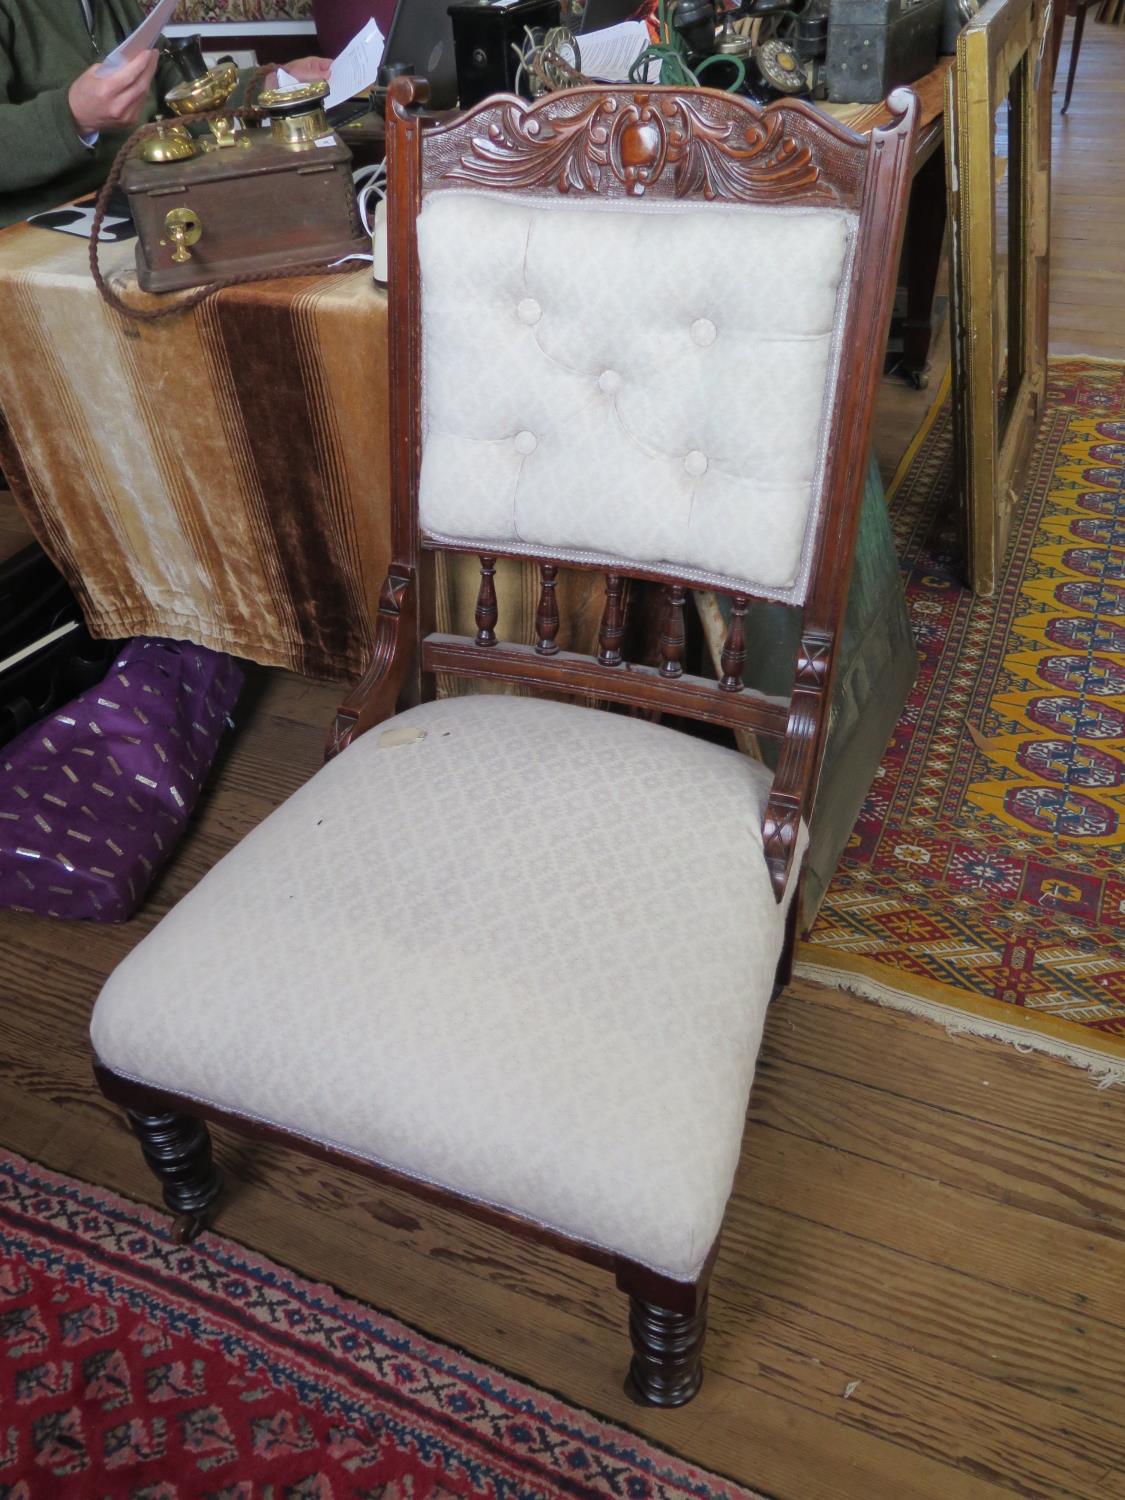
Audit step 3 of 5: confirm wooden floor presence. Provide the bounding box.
[3,24,1125,1500]
[1049,18,1125,359]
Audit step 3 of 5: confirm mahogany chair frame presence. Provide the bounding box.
[94,79,917,1408]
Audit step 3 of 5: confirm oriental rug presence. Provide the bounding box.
[0,1149,763,1500]
[797,358,1125,1081]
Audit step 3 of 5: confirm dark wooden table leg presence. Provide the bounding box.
[1050,0,1070,84]
[1061,1,1088,115]
[900,139,947,390]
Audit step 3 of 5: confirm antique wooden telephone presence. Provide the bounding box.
[91,44,367,319]
[672,0,817,101]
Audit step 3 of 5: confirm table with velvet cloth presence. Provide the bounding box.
[0,223,612,681]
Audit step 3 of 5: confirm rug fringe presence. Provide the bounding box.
[794,961,1125,1089]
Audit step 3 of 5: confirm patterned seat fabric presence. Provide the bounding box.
[91,694,804,1280]
[419,192,856,602]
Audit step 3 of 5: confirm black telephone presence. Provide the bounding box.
[672,0,819,104]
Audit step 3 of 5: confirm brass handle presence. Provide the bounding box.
[163,206,202,264]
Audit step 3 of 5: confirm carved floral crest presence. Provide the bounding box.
[442,92,842,205]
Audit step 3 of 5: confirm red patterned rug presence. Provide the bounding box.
[798,358,1125,1079]
[0,1150,763,1499]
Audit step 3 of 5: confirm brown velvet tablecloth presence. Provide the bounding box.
[0,224,609,681]
[0,224,390,681]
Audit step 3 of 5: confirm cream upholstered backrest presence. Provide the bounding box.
[416,190,857,604]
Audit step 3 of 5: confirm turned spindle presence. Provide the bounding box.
[719,593,748,691]
[474,556,498,647]
[659,585,686,678]
[535,564,560,655]
[598,574,627,666]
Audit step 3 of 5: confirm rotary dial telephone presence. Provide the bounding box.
[673,0,818,103]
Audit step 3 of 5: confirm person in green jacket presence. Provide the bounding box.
[0,1,330,228]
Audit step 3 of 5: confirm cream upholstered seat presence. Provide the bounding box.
[93,694,802,1280]
[90,79,918,1408]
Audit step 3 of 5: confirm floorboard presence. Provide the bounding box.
[2,24,1125,1498]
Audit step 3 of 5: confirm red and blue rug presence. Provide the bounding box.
[798,358,1125,1079]
[0,1149,763,1499]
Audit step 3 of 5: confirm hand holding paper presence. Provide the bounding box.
[70,49,159,133]
[324,18,386,112]
[277,20,386,110]
[99,0,179,72]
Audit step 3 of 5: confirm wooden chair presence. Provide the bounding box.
[89,79,917,1406]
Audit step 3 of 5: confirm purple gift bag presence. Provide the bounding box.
[0,639,242,922]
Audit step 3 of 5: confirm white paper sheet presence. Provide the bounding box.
[99,0,180,71]
[324,18,386,112]
[577,20,649,82]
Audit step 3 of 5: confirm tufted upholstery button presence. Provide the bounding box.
[690,317,717,348]
[517,297,542,326]
[684,449,708,478]
[598,369,622,395]
[514,429,538,456]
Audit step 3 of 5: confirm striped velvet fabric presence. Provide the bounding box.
[0,227,390,680]
[0,226,615,683]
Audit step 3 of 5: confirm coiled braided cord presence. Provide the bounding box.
[628,0,747,91]
[88,101,366,324]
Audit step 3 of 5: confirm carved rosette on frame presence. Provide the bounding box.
[433,90,861,207]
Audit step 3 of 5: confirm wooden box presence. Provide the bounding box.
[825,0,944,102]
[120,134,367,293]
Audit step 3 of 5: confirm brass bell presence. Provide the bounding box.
[138,119,197,164]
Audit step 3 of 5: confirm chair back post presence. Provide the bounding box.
[761,89,919,895]
[327,77,431,755]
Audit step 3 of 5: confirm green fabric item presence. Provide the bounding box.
[711,455,917,929]
[0,0,184,227]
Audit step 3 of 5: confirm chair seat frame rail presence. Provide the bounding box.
[94,78,917,1408]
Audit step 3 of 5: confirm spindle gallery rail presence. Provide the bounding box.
[419,557,792,742]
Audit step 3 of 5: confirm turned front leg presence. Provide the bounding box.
[626,1292,709,1407]
[127,1109,222,1245]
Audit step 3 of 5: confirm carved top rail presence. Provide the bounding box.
[411,85,870,210]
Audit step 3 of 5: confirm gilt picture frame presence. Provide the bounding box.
[946,0,1052,595]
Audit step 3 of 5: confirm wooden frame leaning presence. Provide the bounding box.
[947,0,1052,596]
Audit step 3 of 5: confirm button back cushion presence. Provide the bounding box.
[91,696,803,1280]
[418,192,856,601]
